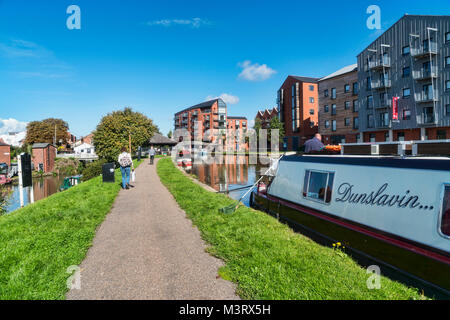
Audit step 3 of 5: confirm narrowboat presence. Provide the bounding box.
[250,155,450,298]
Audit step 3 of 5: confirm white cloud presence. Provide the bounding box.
[146,18,210,28]
[206,93,240,105]
[0,118,28,135]
[238,60,276,81]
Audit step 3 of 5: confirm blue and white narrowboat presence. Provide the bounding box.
[251,155,450,297]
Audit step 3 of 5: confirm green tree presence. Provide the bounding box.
[93,107,159,162]
[268,117,285,143]
[25,118,69,146]
[167,130,173,139]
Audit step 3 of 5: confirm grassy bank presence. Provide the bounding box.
[0,160,142,300]
[157,157,424,300]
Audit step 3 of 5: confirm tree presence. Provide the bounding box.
[253,118,262,137]
[268,117,285,143]
[93,107,159,162]
[25,118,69,146]
[167,130,173,139]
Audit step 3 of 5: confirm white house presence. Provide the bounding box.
[74,143,96,155]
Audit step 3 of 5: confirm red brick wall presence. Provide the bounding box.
[32,146,56,173]
[0,145,11,166]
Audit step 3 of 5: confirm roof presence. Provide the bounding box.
[319,64,358,81]
[289,76,320,83]
[175,98,225,115]
[0,142,10,147]
[228,116,247,120]
[32,143,55,149]
[149,133,177,145]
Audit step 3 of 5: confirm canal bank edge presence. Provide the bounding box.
[156,157,427,300]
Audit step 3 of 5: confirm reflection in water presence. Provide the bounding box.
[3,175,66,214]
[191,155,265,206]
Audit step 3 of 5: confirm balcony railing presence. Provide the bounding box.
[369,57,391,70]
[418,111,436,125]
[377,97,392,109]
[371,79,391,90]
[415,90,439,103]
[412,67,438,81]
[411,42,438,58]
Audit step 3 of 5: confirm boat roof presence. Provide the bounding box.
[281,155,450,172]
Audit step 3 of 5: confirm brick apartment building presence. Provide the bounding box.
[227,116,248,152]
[255,107,279,129]
[357,14,450,142]
[277,76,320,150]
[32,143,56,173]
[0,140,11,167]
[318,64,360,145]
[174,98,247,152]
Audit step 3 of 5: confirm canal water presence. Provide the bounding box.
[2,175,66,214]
[190,155,267,207]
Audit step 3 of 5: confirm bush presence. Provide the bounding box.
[54,158,81,176]
[81,159,108,181]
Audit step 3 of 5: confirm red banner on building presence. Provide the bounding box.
[392,97,399,121]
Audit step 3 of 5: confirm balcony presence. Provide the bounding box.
[412,67,438,81]
[418,109,436,125]
[415,90,439,103]
[369,57,391,70]
[376,97,392,109]
[411,42,438,59]
[371,79,391,90]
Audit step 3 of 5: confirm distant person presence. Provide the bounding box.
[118,147,133,189]
[149,146,156,165]
[304,134,324,153]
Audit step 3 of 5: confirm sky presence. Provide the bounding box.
[0,0,449,138]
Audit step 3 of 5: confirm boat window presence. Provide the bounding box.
[441,185,450,237]
[302,170,335,204]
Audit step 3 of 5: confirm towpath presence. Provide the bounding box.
[67,158,238,300]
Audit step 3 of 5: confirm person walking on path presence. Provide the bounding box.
[118,147,134,189]
[304,133,325,153]
[149,146,156,165]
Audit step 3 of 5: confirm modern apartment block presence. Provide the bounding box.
[174,98,247,151]
[318,64,360,145]
[357,15,450,142]
[277,76,320,150]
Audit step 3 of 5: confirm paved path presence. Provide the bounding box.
[67,159,238,300]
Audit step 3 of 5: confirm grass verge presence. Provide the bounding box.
[157,157,425,300]
[0,160,142,300]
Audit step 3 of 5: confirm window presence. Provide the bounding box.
[403,88,411,98]
[403,109,411,120]
[324,89,329,97]
[402,45,410,55]
[302,170,335,204]
[353,117,359,129]
[345,84,350,93]
[345,101,350,110]
[384,132,390,142]
[403,66,410,77]
[397,132,405,142]
[352,82,358,95]
[380,112,389,127]
[331,88,336,99]
[310,97,315,103]
[446,56,450,67]
[310,109,315,115]
[446,104,450,115]
[332,120,337,132]
[324,105,329,113]
[369,133,376,142]
[345,118,350,127]
[367,77,372,90]
[309,85,315,91]
[292,85,296,97]
[325,120,330,128]
[446,32,450,43]
[353,100,358,112]
[368,114,374,128]
[331,104,337,115]
[367,95,373,108]
[437,130,447,140]
[446,80,450,91]
[440,185,450,237]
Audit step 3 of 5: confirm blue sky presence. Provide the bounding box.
[1,0,449,137]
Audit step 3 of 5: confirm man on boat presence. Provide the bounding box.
[304,134,324,153]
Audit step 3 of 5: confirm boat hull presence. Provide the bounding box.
[251,191,450,299]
